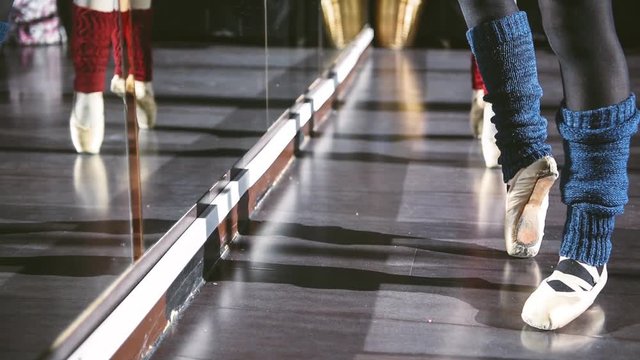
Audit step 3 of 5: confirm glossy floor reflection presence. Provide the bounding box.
[0,46,133,360]
[0,44,332,359]
[140,45,333,246]
[152,48,640,359]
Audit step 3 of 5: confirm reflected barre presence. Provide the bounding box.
[62,25,374,360]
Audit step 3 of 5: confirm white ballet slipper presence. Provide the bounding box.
[110,75,157,129]
[134,80,157,129]
[470,89,485,139]
[505,156,558,257]
[70,92,105,154]
[481,102,501,168]
[110,74,126,96]
[522,258,607,330]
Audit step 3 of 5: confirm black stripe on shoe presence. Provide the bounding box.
[547,280,575,292]
[555,259,596,287]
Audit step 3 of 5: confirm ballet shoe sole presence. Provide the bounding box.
[508,174,556,258]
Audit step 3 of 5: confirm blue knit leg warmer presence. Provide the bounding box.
[558,94,640,266]
[0,22,9,45]
[466,12,552,182]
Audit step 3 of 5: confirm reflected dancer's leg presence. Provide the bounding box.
[70,0,117,154]
[111,0,156,129]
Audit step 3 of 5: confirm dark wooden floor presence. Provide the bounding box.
[151,48,640,359]
[0,44,333,359]
[0,45,133,359]
[136,45,333,247]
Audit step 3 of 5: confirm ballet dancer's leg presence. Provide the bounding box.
[458,0,558,257]
[70,0,117,154]
[522,0,639,330]
[111,0,156,129]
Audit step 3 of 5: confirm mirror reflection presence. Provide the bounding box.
[0,0,364,357]
[0,0,132,357]
[263,0,368,126]
[265,0,325,121]
[135,0,271,248]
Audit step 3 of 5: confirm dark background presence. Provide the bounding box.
[413,0,640,49]
[56,0,640,49]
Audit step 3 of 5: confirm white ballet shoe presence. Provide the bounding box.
[134,80,157,129]
[481,102,501,168]
[522,258,607,330]
[110,74,157,129]
[505,156,558,257]
[110,74,126,96]
[470,89,485,139]
[70,92,105,154]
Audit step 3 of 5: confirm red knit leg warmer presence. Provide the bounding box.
[112,11,131,78]
[111,9,152,81]
[471,54,487,94]
[72,4,115,93]
[130,8,153,82]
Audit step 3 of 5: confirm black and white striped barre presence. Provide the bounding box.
[66,26,374,360]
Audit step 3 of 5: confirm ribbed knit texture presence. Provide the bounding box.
[466,12,552,182]
[0,22,8,44]
[561,208,614,266]
[113,9,153,82]
[130,9,153,82]
[558,94,640,266]
[72,5,115,93]
[112,11,130,79]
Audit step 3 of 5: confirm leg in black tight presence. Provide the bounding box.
[460,1,558,261]
[1,1,13,20]
[458,0,554,184]
[539,0,630,111]
[457,0,519,28]
[0,1,12,45]
[522,0,638,330]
